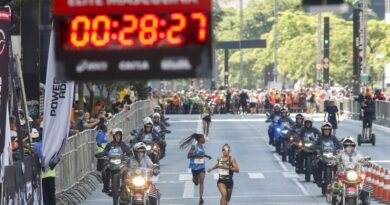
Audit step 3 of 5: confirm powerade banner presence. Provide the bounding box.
[42,31,74,168]
[0,7,10,157]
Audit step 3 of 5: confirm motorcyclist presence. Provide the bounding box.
[278,107,294,126]
[266,104,282,145]
[314,122,342,187]
[120,142,160,205]
[135,117,160,144]
[336,137,370,205]
[295,117,321,174]
[152,105,170,127]
[288,114,304,164]
[152,113,169,158]
[291,114,304,136]
[98,127,132,194]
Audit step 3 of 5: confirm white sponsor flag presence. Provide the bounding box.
[0,103,13,183]
[42,31,74,168]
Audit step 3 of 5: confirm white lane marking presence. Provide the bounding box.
[273,153,288,172]
[371,160,390,163]
[182,181,194,198]
[282,172,299,178]
[161,194,310,200]
[248,172,265,179]
[196,119,203,134]
[292,178,310,196]
[179,173,192,181]
[151,175,159,183]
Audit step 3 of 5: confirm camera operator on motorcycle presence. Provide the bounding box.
[313,122,342,188]
[98,128,132,194]
[152,113,169,158]
[266,104,281,145]
[335,137,371,205]
[120,142,161,205]
[295,117,321,174]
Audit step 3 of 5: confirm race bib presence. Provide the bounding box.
[194,158,204,164]
[219,169,229,176]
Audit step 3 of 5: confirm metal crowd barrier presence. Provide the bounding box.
[55,100,152,194]
[337,98,390,127]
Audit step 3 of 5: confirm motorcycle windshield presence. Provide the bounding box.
[108,147,124,158]
[281,122,290,129]
[303,132,315,142]
[143,134,153,144]
[274,116,280,123]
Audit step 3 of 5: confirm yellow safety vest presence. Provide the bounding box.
[42,168,56,178]
[95,143,107,158]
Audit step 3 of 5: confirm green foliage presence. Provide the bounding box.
[215,1,390,88]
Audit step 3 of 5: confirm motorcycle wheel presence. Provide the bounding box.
[357,134,362,146]
[275,139,281,154]
[112,174,120,205]
[346,197,357,205]
[305,155,312,182]
[282,141,287,162]
[371,134,375,146]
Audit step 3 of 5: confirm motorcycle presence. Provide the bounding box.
[120,166,160,205]
[130,130,161,164]
[287,130,300,165]
[320,150,337,197]
[296,132,318,182]
[265,113,280,147]
[331,158,372,205]
[100,147,129,205]
[274,122,291,162]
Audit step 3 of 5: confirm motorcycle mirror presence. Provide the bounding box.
[266,112,270,116]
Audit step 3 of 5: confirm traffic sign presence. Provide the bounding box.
[53,0,212,80]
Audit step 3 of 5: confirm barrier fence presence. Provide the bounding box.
[55,100,151,203]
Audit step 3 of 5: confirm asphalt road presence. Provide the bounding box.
[80,114,389,205]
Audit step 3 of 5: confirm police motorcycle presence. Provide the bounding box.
[318,143,338,196]
[274,121,292,162]
[287,128,301,166]
[130,129,161,165]
[297,131,319,182]
[119,143,161,205]
[101,146,129,205]
[266,112,281,147]
[330,138,372,205]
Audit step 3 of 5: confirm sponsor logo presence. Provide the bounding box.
[161,57,192,71]
[76,60,108,73]
[118,60,150,71]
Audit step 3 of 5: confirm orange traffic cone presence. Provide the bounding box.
[378,167,385,200]
[366,166,373,186]
[373,165,379,197]
[384,169,390,203]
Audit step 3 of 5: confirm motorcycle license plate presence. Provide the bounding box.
[194,158,204,164]
[347,187,356,195]
[219,169,229,176]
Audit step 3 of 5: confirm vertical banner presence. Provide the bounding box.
[42,31,74,168]
[0,7,11,157]
[1,103,12,183]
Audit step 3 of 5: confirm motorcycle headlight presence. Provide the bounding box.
[298,141,303,147]
[346,171,358,181]
[110,159,121,165]
[323,153,334,158]
[276,128,281,132]
[146,145,152,151]
[282,130,288,134]
[153,145,158,150]
[304,142,312,147]
[132,176,146,187]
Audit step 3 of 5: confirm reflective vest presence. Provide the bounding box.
[42,168,56,178]
[95,143,107,158]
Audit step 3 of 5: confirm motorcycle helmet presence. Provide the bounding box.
[304,117,314,128]
[342,136,356,148]
[321,122,332,136]
[274,104,280,112]
[133,142,147,152]
[112,127,123,135]
[153,113,160,119]
[143,117,153,126]
[153,105,161,113]
[280,107,288,116]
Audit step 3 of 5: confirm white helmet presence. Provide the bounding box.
[112,127,123,135]
[133,142,147,152]
[304,117,314,124]
[143,117,153,127]
[153,113,160,118]
[153,105,161,110]
[342,136,356,147]
[30,128,40,139]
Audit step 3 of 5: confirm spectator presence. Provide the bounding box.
[77,111,100,132]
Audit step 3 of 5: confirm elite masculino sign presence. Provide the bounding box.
[53,0,212,80]
[42,31,74,168]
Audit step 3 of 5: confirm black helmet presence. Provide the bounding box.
[280,107,288,113]
[296,113,304,119]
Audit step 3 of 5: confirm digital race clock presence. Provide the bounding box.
[53,0,212,80]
